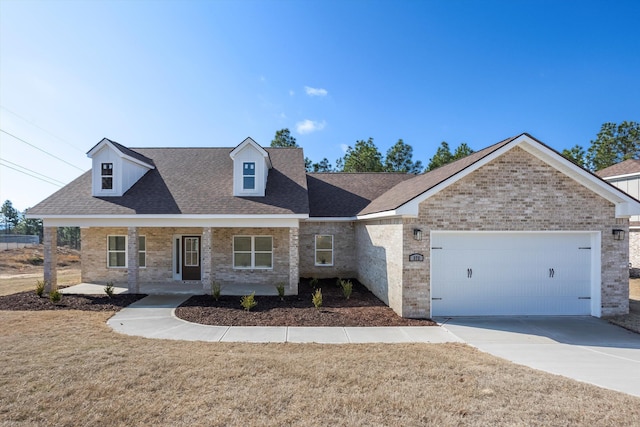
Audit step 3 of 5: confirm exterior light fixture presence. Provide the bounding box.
[612,229,625,241]
[413,229,423,241]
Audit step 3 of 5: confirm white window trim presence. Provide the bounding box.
[107,235,127,268]
[138,235,146,268]
[315,234,334,266]
[107,235,146,269]
[242,162,256,191]
[233,235,273,270]
[101,162,114,190]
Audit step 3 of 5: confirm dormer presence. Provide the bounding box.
[87,138,154,197]
[229,137,272,197]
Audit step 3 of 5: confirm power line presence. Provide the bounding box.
[0,105,85,153]
[0,162,63,187]
[0,157,67,185]
[0,129,85,171]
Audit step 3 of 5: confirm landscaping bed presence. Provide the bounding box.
[0,291,146,312]
[176,278,437,327]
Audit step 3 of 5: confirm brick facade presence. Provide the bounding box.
[352,147,629,318]
[81,226,297,293]
[299,221,356,278]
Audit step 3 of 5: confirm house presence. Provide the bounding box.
[596,159,640,275]
[28,133,640,318]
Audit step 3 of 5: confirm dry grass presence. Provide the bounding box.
[1,311,639,426]
[608,279,640,333]
[0,246,81,296]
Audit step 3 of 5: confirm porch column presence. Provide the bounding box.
[289,227,299,294]
[43,226,57,293]
[201,227,212,292]
[127,227,139,293]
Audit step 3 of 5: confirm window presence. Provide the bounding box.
[101,163,113,190]
[315,235,334,266]
[108,236,126,267]
[184,237,199,267]
[243,162,255,190]
[233,236,273,269]
[107,235,146,268]
[138,236,146,268]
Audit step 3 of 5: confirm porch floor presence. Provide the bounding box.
[61,282,282,296]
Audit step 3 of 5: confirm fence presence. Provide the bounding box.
[0,234,40,250]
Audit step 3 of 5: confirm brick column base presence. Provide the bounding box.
[43,227,58,292]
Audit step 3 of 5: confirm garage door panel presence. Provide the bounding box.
[431,232,593,316]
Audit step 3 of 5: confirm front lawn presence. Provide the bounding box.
[1,310,638,426]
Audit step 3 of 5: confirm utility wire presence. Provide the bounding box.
[0,129,85,171]
[0,105,85,153]
[0,157,67,185]
[0,162,63,187]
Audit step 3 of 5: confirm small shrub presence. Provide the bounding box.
[49,289,62,303]
[211,281,221,301]
[310,277,319,288]
[340,279,353,300]
[104,282,114,298]
[35,280,46,297]
[240,292,257,311]
[312,288,323,310]
[275,283,286,300]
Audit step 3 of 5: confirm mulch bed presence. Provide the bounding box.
[0,291,147,312]
[175,278,437,327]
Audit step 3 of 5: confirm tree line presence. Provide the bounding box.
[275,121,638,175]
[271,128,473,173]
[1,200,79,248]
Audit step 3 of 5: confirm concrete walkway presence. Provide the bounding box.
[438,316,640,398]
[106,295,462,344]
[105,295,640,397]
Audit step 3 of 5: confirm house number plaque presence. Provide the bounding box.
[409,253,424,262]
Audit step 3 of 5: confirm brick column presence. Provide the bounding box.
[43,226,57,293]
[201,227,212,292]
[289,227,299,294]
[127,227,139,293]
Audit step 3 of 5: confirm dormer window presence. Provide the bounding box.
[243,162,255,190]
[101,163,113,190]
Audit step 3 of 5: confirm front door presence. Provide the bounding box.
[182,236,201,280]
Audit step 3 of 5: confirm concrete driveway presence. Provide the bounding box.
[438,316,640,397]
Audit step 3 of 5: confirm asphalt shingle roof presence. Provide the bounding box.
[358,135,518,215]
[306,173,415,217]
[30,147,309,215]
[596,159,640,178]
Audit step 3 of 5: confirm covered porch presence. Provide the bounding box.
[41,220,301,297]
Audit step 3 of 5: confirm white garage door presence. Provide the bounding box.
[431,232,594,316]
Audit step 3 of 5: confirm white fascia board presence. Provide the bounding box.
[602,172,640,181]
[305,217,357,222]
[230,137,271,168]
[516,139,640,217]
[87,139,154,170]
[394,140,520,217]
[37,214,307,228]
[355,210,402,220]
[391,133,640,218]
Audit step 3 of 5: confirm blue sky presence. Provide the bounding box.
[1,0,638,212]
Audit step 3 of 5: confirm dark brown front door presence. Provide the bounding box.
[182,236,201,280]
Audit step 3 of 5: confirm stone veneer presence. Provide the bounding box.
[81,226,297,293]
[353,146,629,318]
[299,221,356,278]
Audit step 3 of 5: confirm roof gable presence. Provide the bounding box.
[359,133,640,219]
[87,138,155,169]
[229,137,272,168]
